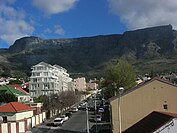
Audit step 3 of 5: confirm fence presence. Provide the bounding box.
[0,112,46,133]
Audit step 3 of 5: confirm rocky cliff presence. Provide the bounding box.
[1,24,177,77]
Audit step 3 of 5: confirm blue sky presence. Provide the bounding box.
[0,0,177,48]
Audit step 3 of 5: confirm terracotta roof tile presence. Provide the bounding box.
[10,84,29,94]
[0,102,34,113]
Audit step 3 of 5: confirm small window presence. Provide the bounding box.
[3,116,7,123]
[163,104,168,110]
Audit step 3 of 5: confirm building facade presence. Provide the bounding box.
[29,62,72,97]
[110,78,177,133]
[73,77,86,91]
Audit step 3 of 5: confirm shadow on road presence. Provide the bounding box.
[57,129,80,133]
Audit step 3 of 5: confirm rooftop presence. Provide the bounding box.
[0,102,34,113]
[123,111,177,133]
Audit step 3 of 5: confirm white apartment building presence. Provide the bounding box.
[29,62,72,97]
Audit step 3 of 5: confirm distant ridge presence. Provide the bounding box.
[1,24,177,77]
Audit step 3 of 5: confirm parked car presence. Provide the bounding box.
[53,118,64,126]
[60,115,69,122]
[98,107,104,113]
[71,107,78,112]
[94,115,102,122]
[88,106,95,111]
[65,112,72,118]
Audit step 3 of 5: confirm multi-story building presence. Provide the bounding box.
[86,81,98,90]
[73,77,86,91]
[29,62,72,97]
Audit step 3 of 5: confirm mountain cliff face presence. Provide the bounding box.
[1,24,177,77]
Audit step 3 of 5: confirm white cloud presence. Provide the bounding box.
[108,0,177,30]
[32,0,78,15]
[44,28,52,34]
[0,1,34,45]
[54,25,65,35]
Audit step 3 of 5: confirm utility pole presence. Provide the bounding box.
[94,78,97,133]
[86,102,89,133]
[118,87,124,133]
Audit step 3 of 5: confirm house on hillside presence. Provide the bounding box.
[109,77,177,133]
[123,111,177,133]
[0,102,34,123]
[10,84,29,94]
[0,102,46,133]
[0,85,32,103]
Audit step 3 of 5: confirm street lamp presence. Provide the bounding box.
[118,87,124,133]
[94,78,98,133]
[94,89,98,133]
[86,101,90,133]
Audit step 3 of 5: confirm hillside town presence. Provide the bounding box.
[1,61,177,133]
[1,1,177,133]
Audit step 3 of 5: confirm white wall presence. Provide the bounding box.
[27,118,32,129]
[39,114,42,123]
[0,112,46,133]
[11,123,16,133]
[154,118,177,133]
[19,121,25,133]
[0,111,33,122]
[35,115,39,125]
[42,112,46,120]
[1,123,8,133]
[15,111,33,121]
[31,116,35,128]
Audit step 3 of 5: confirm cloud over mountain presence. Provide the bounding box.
[32,0,78,15]
[108,0,177,30]
[0,0,34,45]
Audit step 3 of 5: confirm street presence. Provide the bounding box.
[30,96,111,133]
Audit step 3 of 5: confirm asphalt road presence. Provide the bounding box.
[30,97,109,133]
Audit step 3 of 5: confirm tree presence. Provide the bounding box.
[0,93,17,103]
[8,80,23,85]
[103,59,136,98]
[34,95,50,110]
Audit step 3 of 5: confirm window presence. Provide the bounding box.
[2,116,7,123]
[43,72,48,76]
[33,78,37,82]
[44,78,47,82]
[163,104,168,110]
[163,101,168,110]
[38,78,42,82]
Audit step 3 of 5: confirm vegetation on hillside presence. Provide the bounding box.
[0,93,18,103]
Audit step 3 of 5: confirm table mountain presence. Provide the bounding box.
[1,24,177,77]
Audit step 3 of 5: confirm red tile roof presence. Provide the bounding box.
[10,84,29,94]
[0,102,34,113]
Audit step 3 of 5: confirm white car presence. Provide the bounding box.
[71,107,78,112]
[94,115,102,122]
[60,115,69,122]
[98,108,104,113]
[53,118,64,126]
